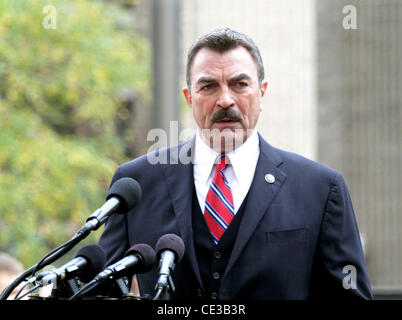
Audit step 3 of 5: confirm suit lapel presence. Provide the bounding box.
[163,138,204,289]
[224,136,287,278]
[162,135,287,289]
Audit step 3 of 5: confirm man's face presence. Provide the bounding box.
[183,46,267,153]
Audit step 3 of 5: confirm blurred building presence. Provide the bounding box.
[316,0,402,298]
[134,0,402,298]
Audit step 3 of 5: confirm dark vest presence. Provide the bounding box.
[191,184,248,300]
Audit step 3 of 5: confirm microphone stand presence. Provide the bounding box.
[153,275,176,300]
[0,220,97,300]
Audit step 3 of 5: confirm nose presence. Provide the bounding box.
[216,86,235,109]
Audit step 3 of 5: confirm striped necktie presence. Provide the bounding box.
[203,155,234,244]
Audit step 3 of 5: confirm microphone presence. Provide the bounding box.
[154,234,185,298]
[32,244,106,287]
[69,243,156,300]
[1,179,141,301]
[94,243,156,283]
[80,177,142,233]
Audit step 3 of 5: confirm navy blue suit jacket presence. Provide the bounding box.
[98,134,373,299]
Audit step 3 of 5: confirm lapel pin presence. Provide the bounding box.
[265,174,275,184]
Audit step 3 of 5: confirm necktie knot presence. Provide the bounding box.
[216,155,230,173]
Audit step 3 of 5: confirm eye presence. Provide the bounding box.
[200,83,216,92]
[236,81,248,88]
[231,80,249,90]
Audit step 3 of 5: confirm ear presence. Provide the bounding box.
[182,87,192,107]
[259,80,268,110]
[260,80,268,99]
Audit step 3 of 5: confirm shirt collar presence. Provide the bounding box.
[194,129,220,185]
[194,128,260,185]
[226,129,259,185]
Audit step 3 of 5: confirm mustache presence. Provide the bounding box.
[211,108,243,122]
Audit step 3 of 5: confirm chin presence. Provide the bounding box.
[202,127,247,153]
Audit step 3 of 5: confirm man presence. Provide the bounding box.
[98,28,372,300]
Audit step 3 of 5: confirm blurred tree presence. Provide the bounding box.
[0,0,150,267]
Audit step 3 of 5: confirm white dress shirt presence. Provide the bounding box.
[193,129,260,214]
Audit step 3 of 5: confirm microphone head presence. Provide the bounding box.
[75,244,106,282]
[155,234,185,263]
[106,177,142,212]
[124,243,156,273]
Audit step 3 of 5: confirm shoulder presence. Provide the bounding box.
[113,139,193,179]
[259,136,341,186]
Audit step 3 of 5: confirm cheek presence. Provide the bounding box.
[241,98,261,122]
[251,104,262,118]
[238,96,255,115]
[192,103,210,128]
[193,97,214,118]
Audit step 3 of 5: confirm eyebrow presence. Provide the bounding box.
[195,73,252,87]
[195,77,216,87]
[229,73,252,83]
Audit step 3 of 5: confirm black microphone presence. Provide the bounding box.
[80,177,142,233]
[0,179,141,301]
[69,243,156,300]
[154,234,185,297]
[93,243,156,283]
[31,244,106,287]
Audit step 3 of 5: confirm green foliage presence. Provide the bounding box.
[0,0,150,267]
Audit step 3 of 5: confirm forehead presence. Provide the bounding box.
[190,46,258,83]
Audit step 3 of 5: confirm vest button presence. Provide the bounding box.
[212,272,220,280]
[211,292,217,300]
[214,251,222,259]
[196,288,203,298]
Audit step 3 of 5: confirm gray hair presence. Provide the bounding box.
[185,28,265,89]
